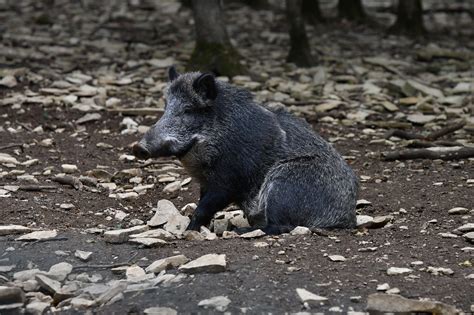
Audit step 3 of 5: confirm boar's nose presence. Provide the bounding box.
[132,143,150,160]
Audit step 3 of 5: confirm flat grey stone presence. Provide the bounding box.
[240,229,266,239]
[328,255,346,262]
[70,296,96,309]
[198,296,231,312]
[13,269,42,281]
[129,238,167,247]
[367,293,458,314]
[76,113,101,124]
[179,254,226,274]
[183,230,205,241]
[146,255,190,274]
[26,301,50,315]
[0,286,25,304]
[455,223,474,233]
[387,267,413,275]
[200,226,217,240]
[213,219,229,236]
[75,250,93,262]
[448,207,469,215]
[405,80,444,99]
[16,230,57,241]
[104,225,149,243]
[95,282,127,305]
[147,200,180,227]
[463,232,474,243]
[0,265,15,273]
[125,265,146,282]
[144,307,178,315]
[290,226,311,235]
[47,262,73,281]
[0,225,31,236]
[130,229,175,241]
[163,214,190,236]
[356,215,374,228]
[0,302,24,312]
[35,274,61,295]
[296,288,328,303]
[427,266,454,276]
[406,114,436,125]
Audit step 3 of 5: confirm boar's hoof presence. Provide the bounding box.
[132,143,151,160]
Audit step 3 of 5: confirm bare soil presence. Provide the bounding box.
[0,0,473,313]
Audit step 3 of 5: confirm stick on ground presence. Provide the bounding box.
[425,121,466,141]
[406,140,463,148]
[73,252,139,271]
[385,121,466,142]
[383,146,474,161]
[0,143,24,151]
[52,175,83,190]
[20,185,57,191]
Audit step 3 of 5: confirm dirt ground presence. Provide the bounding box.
[1,0,473,314]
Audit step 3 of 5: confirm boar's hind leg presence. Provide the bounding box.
[258,158,357,231]
[187,189,232,231]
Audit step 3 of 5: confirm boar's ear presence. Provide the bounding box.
[193,73,217,101]
[168,66,180,82]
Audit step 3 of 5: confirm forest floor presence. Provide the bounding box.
[0,1,473,314]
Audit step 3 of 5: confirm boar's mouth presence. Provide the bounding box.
[166,138,197,158]
[134,137,197,160]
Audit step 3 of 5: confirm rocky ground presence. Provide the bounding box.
[0,0,473,314]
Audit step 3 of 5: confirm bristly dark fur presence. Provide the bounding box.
[137,71,358,233]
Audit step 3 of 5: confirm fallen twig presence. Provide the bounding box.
[0,185,57,192]
[309,228,329,237]
[17,122,32,132]
[140,159,182,168]
[368,121,413,130]
[107,107,163,116]
[384,129,422,140]
[425,121,466,141]
[73,251,139,271]
[79,176,98,187]
[280,100,319,106]
[383,146,474,161]
[406,140,463,148]
[363,57,406,78]
[22,237,69,247]
[385,121,466,141]
[52,175,83,190]
[416,47,474,61]
[0,143,23,151]
[19,185,57,191]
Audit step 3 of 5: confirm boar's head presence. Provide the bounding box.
[133,66,218,160]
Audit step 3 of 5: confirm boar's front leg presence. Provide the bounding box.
[187,189,231,231]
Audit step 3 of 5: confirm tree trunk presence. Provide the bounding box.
[286,0,316,67]
[188,0,245,76]
[302,0,323,25]
[241,0,271,10]
[389,0,425,36]
[337,0,366,22]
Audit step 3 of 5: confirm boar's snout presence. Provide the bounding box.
[132,143,151,160]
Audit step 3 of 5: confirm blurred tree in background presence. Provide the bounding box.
[302,0,323,25]
[178,0,470,76]
[286,0,316,67]
[390,0,425,36]
[188,0,246,76]
[337,0,366,22]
